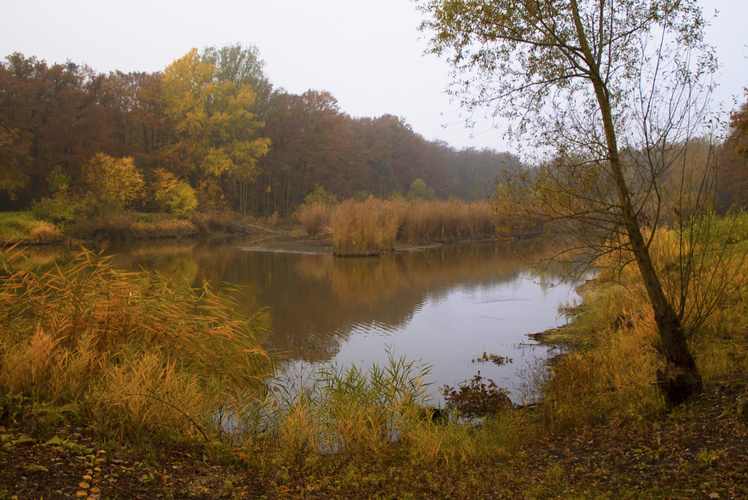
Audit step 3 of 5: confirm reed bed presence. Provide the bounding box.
[295,202,332,238]
[399,199,497,244]
[328,198,403,256]
[296,198,498,255]
[0,246,274,443]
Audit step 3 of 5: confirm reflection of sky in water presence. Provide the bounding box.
[104,240,580,405]
[330,272,577,404]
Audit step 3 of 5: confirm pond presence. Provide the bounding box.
[105,238,580,405]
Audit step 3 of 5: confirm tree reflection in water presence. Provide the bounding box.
[104,240,580,403]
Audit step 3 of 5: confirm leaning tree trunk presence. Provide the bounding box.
[570,0,703,405]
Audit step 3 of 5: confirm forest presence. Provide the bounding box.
[0,44,524,220]
[3,7,748,493]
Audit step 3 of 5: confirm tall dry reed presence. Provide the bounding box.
[329,198,403,256]
[399,199,497,244]
[308,198,498,255]
[295,202,332,238]
[0,246,275,442]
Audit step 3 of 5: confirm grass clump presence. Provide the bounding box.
[0,212,64,244]
[399,198,497,244]
[0,245,275,444]
[295,202,332,239]
[268,355,430,456]
[297,197,499,254]
[329,198,402,256]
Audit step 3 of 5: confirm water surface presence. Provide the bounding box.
[107,239,579,403]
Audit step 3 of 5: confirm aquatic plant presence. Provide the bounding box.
[0,245,275,443]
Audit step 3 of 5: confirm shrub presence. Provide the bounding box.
[406,178,436,202]
[189,211,250,234]
[296,202,332,238]
[31,194,79,224]
[167,182,199,216]
[304,184,338,205]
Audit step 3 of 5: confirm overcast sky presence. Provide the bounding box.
[1,0,745,153]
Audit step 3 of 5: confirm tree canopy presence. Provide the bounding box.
[0,46,521,215]
[420,0,723,405]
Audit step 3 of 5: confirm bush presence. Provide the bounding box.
[167,182,198,216]
[296,202,332,238]
[406,178,436,202]
[304,184,338,205]
[31,194,79,224]
[189,211,251,234]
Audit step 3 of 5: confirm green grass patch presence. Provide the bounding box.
[0,212,63,244]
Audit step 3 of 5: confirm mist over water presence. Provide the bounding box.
[106,239,580,404]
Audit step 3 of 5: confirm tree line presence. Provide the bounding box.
[0,45,523,219]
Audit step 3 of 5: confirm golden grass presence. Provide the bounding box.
[297,197,499,255]
[0,246,275,442]
[329,198,402,256]
[295,202,332,238]
[28,221,63,243]
[539,213,748,430]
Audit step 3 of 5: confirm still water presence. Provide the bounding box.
[106,239,579,404]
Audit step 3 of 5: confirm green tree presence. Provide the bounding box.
[420,0,716,404]
[202,43,273,116]
[167,181,199,216]
[407,178,436,201]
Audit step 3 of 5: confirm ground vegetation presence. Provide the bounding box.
[0,214,747,497]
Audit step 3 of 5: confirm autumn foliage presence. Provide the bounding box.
[0,47,522,220]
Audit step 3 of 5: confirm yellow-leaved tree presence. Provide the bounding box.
[83,153,144,215]
[161,48,270,214]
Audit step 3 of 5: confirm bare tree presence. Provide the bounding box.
[419,0,722,405]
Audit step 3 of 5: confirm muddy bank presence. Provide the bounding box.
[242,235,445,255]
